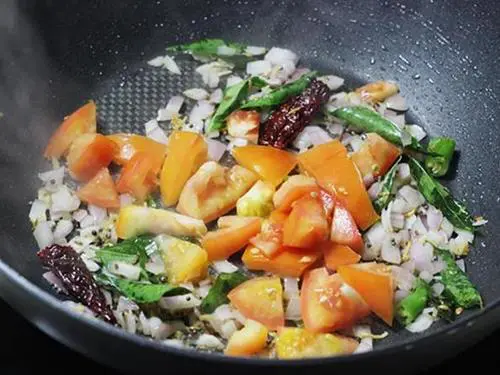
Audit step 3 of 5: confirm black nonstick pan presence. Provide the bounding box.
[0,0,499,374]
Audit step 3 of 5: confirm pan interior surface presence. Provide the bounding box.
[0,0,499,365]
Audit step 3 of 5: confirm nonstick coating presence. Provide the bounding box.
[0,0,499,373]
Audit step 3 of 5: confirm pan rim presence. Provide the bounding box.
[1,259,499,366]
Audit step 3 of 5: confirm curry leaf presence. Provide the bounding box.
[373,157,401,213]
[200,272,248,314]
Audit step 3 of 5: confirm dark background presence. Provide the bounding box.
[1,298,498,374]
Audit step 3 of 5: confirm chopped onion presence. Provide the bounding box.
[381,237,401,264]
[33,221,54,248]
[425,230,447,247]
[454,229,474,244]
[368,182,381,200]
[124,311,137,334]
[29,199,48,222]
[318,75,344,90]
[212,260,238,273]
[227,137,249,151]
[264,47,299,66]
[431,258,446,274]
[82,256,100,272]
[405,309,436,333]
[245,46,267,56]
[392,266,416,291]
[285,297,301,321]
[348,135,364,152]
[419,270,433,282]
[145,119,169,144]
[411,216,428,237]
[196,284,212,298]
[116,296,140,312]
[270,60,296,82]
[394,289,410,303]
[220,320,238,339]
[43,271,68,294]
[163,339,185,348]
[217,45,236,56]
[163,55,181,74]
[381,202,394,232]
[426,206,443,231]
[53,219,74,240]
[456,259,466,272]
[385,94,408,111]
[88,204,107,225]
[189,100,214,124]
[38,167,65,192]
[472,216,488,227]
[363,222,385,260]
[212,304,235,321]
[440,217,454,239]
[145,253,165,275]
[283,277,300,300]
[449,236,470,256]
[183,88,209,100]
[293,126,332,151]
[119,193,135,207]
[196,334,224,349]
[51,186,80,213]
[226,75,243,87]
[159,294,201,311]
[398,185,425,210]
[246,60,273,76]
[326,123,344,138]
[409,242,434,272]
[396,163,411,185]
[138,312,151,336]
[109,262,141,280]
[209,88,223,104]
[287,67,310,83]
[148,55,166,67]
[401,260,416,273]
[206,139,226,162]
[157,96,184,121]
[196,61,233,88]
[384,109,406,127]
[353,325,374,354]
[405,124,427,141]
[432,282,445,297]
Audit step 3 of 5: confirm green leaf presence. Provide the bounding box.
[96,235,156,269]
[200,272,248,314]
[424,137,456,177]
[408,157,474,231]
[96,273,189,304]
[166,38,254,58]
[241,71,318,109]
[331,106,427,153]
[396,278,431,326]
[145,195,158,208]
[373,157,401,213]
[435,248,481,309]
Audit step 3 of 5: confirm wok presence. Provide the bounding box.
[0,0,499,373]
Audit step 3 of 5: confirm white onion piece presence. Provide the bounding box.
[283,277,300,300]
[426,206,443,231]
[189,100,214,123]
[124,311,137,334]
[196,284,212,299]
[227,137,249,152]
[163,339,185,348]
[456,259,466,272]
[159,294,201,311]
[285,297,302,321]
[368,182,381,200]
[381,202,394,232]
[116,296,140,312]
[394,289,410,303]
[217,45,236,56]
[264,47,299,66]
[226,75,243,88]
[157,96,184,121]
[398,186,425,210]
[209,88,223,104]
[381,237,401,264]
[287,67,310,83]
[246,60,272,76]
[363,222,385,260]
[212,260,238,273]
[163,55,181,75]
[440,218,454,239]
[88,204,107,224]
[119,193,135,207]
[318,75,344,91]
[405,125,427,141]
[51,186,80,213]
[384,109,405,127]
[145,253,165,275]
[449,237,470,257]
[53,219,74,240]
[245,46,267,56]
[326,123,344,138]
[432,282,445,297]
[145,119,169,144]
[431,258,446,274]
[425,230,448,247]
[209,304,233,322]
[148,56,166,67]
[419,270,433,283]
[34,221,54,248]
[196,334,225,350]
[396,163,411,185]
[43,271,68,294]
[293,126,332,151]
[220,320,238,339]
[385,94,408,111]
[205,139,226,162]
[183,88,209,101]
[455,229,474,244]
[270,60,296,82]
[410,242,434,272]
[411,216,428,237]
[349,135,364,152]
[401,260,416,273]
[391,197,408,214]
[196,61,233,88]
[38,167,65,192]
[405,309,436,333]
[72,209,88,222]
[109,262,141,280]
[392,266,416,291]
[82,257,100,272]
[29,199,48,222]
[353,325,373,354]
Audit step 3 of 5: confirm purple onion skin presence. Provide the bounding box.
[259,79,330,149]
[37,244,116,324]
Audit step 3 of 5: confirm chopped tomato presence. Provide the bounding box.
[318,189,335,221]
[276,327,359,359]
[228,276,284,330]
[337,262,394,325]
[44,101,96,158]
[273,174,318,212]
[249,211,287,257]
[177,162,258,223]
[301,268,370,333]
[107,133,167,174]
[77,168,120,209]
[322,243,361,272]
[160,131,208,206]
[351,142,378,179]
[242,245,320,278]
[283,195,329,249]
[227,110,260,143]
[298,140,379,230]
[330,202,364,253]
[201,217,262,261]
[115,152,157,202]
[355,80,399,103]
[365,133,401,176]
[225,319,268,356]
[232,145,297,187]
[217,215,261,229]
[67,133,118,181]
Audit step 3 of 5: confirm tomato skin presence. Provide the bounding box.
[249,211,287,257]
[232,145,297,187]
[242,245,320,278]
[160,131,208,207]
[338,262,394,326]
[201,217,262,261]
[352,133,401,180]
[107,133,167,174]
[44,101,96,158]
[322,242,361,272]
[115,152,157,202]
[67,133,118,181]
[77,167,120,209]
[330,202,364,253]
[225,319,268,356]
[273,175,318,212]
[228,276,285,330]
[301,268,370,333]
[282,195,329,249]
